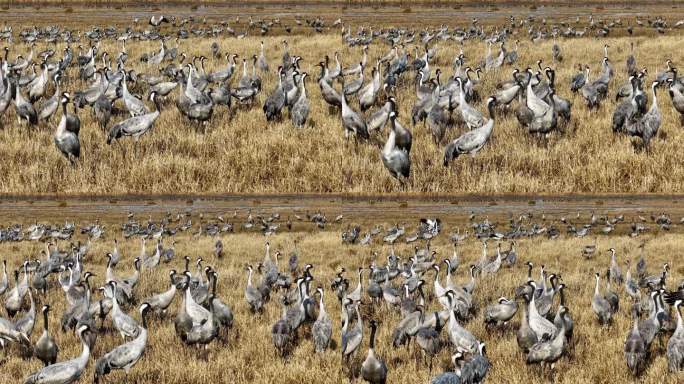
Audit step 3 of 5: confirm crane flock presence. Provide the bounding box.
[0,207,682,383]
[0,13,681,188]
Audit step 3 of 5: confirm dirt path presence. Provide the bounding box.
[2,3,683,28]
[1,195,683,224]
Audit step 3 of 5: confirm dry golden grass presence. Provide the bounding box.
[0,206,682,384]
[2,30,684,194]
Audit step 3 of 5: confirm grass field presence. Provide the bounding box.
[1,28,684,194]
[0,206,682,384]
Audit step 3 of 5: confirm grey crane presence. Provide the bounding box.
[605,270,620,313]
[668,77,684,126]
[143,270,177,315]
[263,66,287,121]
[23,325,91,384]
[527,282,557,340]
[317,61,342,108]
[626,42,637,76]
[107,282,140,340]
[312,287,332,353]
[580,66,602,108]
[341,298,363,364]
[107,92,161,145]
[592,272,613,325]
[457,77,485,130]
[291,72,309,128]
[366,97,395,136]
[174,281,193,341]
[272,301,292,357]
[446,291,479,353]
[29,63,49,102]
[612,76,641,133]
[624,81,661,149]
[570,64,587,93]
[149,15,169,27]
[361,320,388,384]
[639,291,662,347]
[484,297,518,326]
[208,53,238,83]
[14,80,38,125]
[343,63,364,96]
[121,73,148,117]
[359,62,380,111]
[38,73,61,122]
[14,288,35,336]
[0,260,7,296]
[94,303,151,383]
[392,306,423,348]
[343,46,368,76]
[625,304,647,376]
[526,316,566,365]
[444,96,496,165]
[184,296,218,349]
[5,269,25,318]
[609,248,623,284]
[328,52,342,79]
[245,265,264,313]
[93,90,112,130]
[381,111,411,184]
[416,311,444,374]
[209,272,233,338]
[457,342,490,383]
[554,284,574,339]
[430,352,464,384]
[257,41,269,73]
[53,93,80,164]
[667,300,684,372]
[34,305,58,367]
[517,294,538,353]
[281,40,291,72]
[552,41,562,63]
[340,86,369,141]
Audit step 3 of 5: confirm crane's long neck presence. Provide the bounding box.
[594,276,600,296]
[383,124,397,154]
[318,292,326,316]
[559,288,566,306]
[369,323,377,350]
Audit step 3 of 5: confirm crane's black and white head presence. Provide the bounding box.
[140,302,152,315]
[61,92,70,104]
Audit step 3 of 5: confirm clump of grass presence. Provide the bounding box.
[402,7,411,13]
[65,7,73,13]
